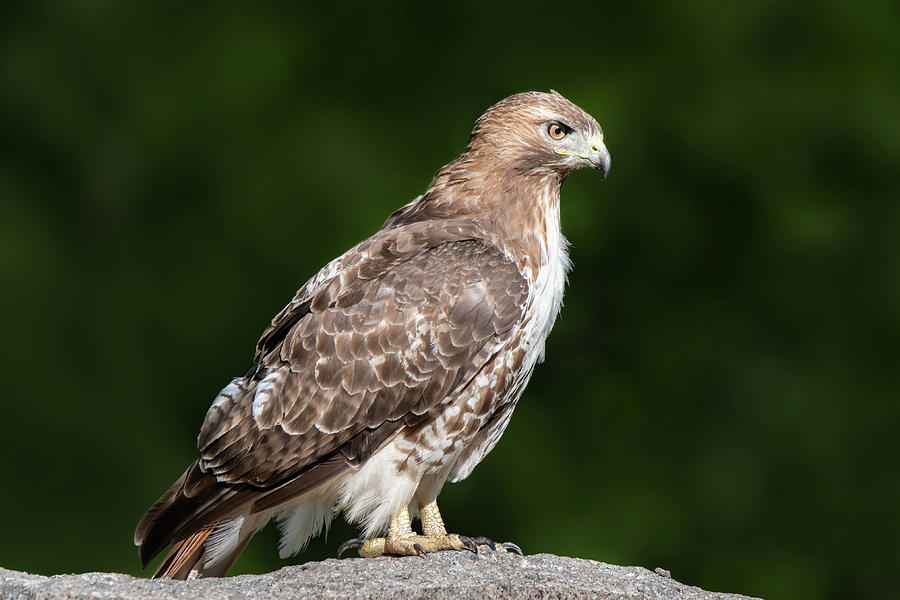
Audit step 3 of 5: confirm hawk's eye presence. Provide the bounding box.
[548,123,568,140]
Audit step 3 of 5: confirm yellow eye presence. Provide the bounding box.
[548,123,567,140]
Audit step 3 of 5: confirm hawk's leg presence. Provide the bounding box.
[419,499,449,537]
[337,503,477,558]
[421,500,523,555]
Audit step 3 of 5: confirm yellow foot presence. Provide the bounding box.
[338,533,478,558]
[336,502,524,558]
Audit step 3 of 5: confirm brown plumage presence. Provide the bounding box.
[135,90,609,578]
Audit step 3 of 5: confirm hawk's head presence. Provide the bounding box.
[469,90,610,179]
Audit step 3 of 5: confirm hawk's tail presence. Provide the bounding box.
[135,453,352,578]
[153,528,213,579]
[152,519,257,579]
[135,461,260,579]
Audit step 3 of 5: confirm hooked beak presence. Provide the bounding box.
[584,135,610,180]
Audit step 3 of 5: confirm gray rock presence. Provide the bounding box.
[0,550,760,600]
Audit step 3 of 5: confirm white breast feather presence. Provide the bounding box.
[526,192,571,366]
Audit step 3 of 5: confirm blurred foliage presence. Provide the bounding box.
[1,1,898,599]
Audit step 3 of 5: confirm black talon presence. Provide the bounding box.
[471,536,496,551]
[499,541,523,555]
[413,543,427,556]
[457,535,478,554]
[337,538,364,558]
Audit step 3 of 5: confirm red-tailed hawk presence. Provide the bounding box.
[135,90,610,578]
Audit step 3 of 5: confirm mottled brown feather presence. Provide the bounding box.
[199,238,526,486]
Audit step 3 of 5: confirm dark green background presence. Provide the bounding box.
[1,2,897,599]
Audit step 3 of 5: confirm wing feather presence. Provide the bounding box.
[198,227,527,488]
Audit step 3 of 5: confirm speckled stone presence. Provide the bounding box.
[0,550,760,600]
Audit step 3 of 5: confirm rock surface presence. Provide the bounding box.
[0,550,760,600]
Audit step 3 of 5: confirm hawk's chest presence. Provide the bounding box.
[519,198,571,366]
